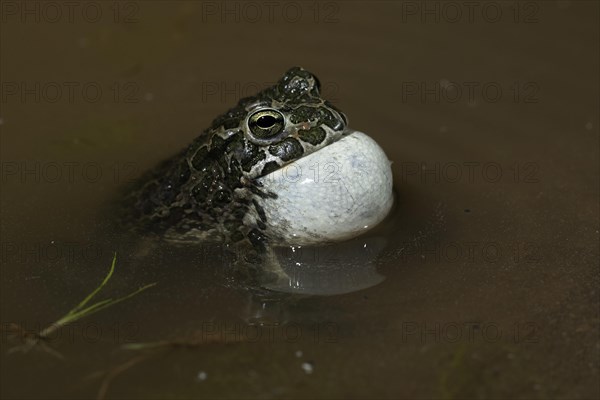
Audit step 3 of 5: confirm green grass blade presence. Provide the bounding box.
[35,254,156,341]
[53,299,115,327]
[64,283,157,322]
[68,253,117,316]
[11,252,157,356]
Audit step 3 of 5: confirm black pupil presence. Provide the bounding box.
[257,115,277,129]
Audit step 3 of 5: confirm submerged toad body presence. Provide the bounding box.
[125,67,393,264]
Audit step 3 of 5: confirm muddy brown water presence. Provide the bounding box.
[1,1,598,399]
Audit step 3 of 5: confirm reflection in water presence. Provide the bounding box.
[265,237,387,295]
[241,236,387,326]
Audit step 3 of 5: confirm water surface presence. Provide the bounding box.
[1,1,598,399]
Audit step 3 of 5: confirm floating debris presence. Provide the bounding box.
[301,361,314,374]
[196,371,208,382]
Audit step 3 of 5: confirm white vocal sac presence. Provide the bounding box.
[256,130,394,245]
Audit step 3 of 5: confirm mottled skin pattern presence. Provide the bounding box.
[124,67,348,262]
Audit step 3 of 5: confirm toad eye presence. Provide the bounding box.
[248,110,285,139]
